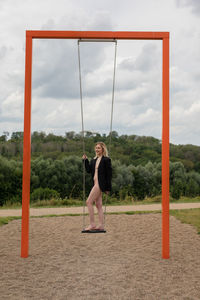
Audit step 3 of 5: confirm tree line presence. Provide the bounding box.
[1,131,200,172]
[0,133,200,205]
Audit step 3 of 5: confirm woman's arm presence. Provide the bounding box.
[82,154,92,173]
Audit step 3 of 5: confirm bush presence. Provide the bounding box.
[151,195,162,203]
[9,195,22,204]
[30,187,60,202]
[31,197,83,207]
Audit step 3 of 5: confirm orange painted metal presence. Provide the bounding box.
[21,30,170,259]
[26,30,169,40]
[21,36,32,258]
[162,37,170,259]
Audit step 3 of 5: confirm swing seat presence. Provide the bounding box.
[81,229,106,233]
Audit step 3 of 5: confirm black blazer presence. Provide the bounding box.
[83,156,112,192]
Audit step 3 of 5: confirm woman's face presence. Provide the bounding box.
[95,144,103,156]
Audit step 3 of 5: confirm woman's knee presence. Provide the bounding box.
[86,198,93,206]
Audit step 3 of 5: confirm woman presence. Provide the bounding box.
[82,142,112,231]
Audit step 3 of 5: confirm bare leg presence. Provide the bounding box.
[95,193,104,229]
[86,199,95,229]
[85,185,101,229]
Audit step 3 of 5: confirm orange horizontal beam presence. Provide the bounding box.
[26,30,169,40]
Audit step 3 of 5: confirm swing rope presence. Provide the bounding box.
[77,39,117,230]
[77,40,86,230]
[104,40,117,227]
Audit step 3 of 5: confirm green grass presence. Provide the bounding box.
[170,208,200,234]
[0,203,22,209]
[1,196,200,209]
[0,198,83,209]
[0,216,21,226]
[135,196,200,205]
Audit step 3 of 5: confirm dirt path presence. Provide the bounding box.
[0,202,200,217]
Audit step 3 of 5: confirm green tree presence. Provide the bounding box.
[185,172,200,197]
[171,179,183,199]
[112,161,134,194]
[11,131,23,141]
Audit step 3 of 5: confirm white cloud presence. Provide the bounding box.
[176,0,200,15]
[0,0,199,146]
[0,46,7,60]
[2,91,23,116]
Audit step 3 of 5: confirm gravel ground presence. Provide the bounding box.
[0,213,200,299]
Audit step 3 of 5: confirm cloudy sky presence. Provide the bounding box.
[0,0,200,145]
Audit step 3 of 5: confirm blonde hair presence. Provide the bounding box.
[94,142,108,158]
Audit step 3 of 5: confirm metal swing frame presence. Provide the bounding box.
[21,30,170,259]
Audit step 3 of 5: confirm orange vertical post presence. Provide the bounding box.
[21,35,32,258]
[162,36,170,259]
